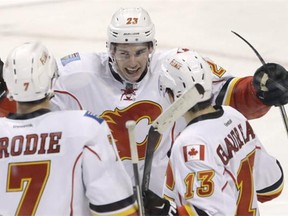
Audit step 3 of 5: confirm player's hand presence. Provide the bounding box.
[143,189,178,216]
[253,63,288,106]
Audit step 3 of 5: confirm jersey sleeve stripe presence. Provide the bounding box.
[215,77,234,105]
[256,160,284,202]
[223,77,241,105]
[89,195,136,214]
[216,78,240,105]
[178,204,209,216]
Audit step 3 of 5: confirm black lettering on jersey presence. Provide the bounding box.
[217,121,256,165]
[0,132,62,159]
[84,111,104,124]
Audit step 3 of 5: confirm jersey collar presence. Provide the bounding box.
[187,105,224,127]
[7,109,51,120]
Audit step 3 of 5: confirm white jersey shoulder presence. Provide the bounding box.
[58,52,109,76]
[0,110,135,215]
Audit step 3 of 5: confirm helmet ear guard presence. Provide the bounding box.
[159,50,213,107]
[3,41,58,102]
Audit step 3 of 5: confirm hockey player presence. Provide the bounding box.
[51,7,288,196]
[143,50,284,215]
[0,42,137,215]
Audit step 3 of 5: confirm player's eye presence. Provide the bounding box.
[135,49,147,57]
[119,51,129,56]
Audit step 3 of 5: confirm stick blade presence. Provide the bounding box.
[153,85,207,133]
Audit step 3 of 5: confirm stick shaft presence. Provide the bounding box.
[142,126,161,192]
[279,106,288,135]
[126,120,144,216]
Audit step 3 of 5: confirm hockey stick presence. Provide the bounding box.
[126,120,145,216]
[231,31,288,135]
[142,84,208,192]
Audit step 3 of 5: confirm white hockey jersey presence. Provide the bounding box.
[0,109,137,216]
[164,106,284,216]
[52,48,234,196]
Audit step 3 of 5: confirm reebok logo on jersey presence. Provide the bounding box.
[183,144,205,162]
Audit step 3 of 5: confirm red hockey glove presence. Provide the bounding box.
[253,63,288,106]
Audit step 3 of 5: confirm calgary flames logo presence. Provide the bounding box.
[100,100,162,160]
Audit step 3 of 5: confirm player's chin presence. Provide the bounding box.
[124,72,142,83]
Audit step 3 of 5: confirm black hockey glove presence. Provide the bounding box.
[143,189,178,216]
[253,63,288,106]
[0,58,7,99]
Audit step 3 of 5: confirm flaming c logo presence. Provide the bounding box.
[100,100,162,160]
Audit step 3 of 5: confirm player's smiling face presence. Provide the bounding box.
[113,43,153,82]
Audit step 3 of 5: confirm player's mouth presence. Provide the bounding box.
[125,67,140,74]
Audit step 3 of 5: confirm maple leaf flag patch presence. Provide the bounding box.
[183,144,205,162]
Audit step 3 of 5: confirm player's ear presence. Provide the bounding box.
[147,42,154,54]
[109,43,117,57]
[166,89,174,103]
[148,45,155,54]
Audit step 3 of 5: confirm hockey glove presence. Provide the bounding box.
[143,189,178,216]
[0,58,7,99]
[253,63,288,106]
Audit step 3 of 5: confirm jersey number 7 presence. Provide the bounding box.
[7,161,50,216]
